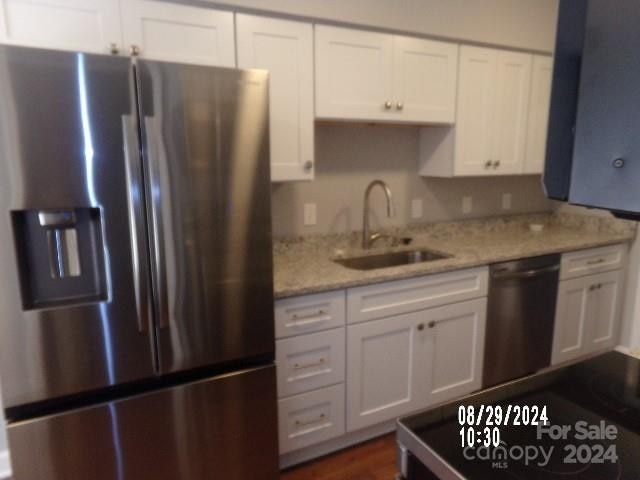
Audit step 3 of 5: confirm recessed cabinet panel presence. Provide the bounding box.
[425,298,486,405]
[346,311,427,431]
[276,328,345,397]
[392,36,458,123]
[552,269,624,366]
[121,1,235,66]
[236,15,314,181]
[0,0,122,54]
[454,46,497,175]
[315,25,394,121]
[492,50,532,174]
[524,55,553,174]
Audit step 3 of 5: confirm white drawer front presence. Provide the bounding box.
[278,384,345,454]
[560,244,626,280]
[276,328,345,397]
[346,267,488,324]
[275,290,346,339]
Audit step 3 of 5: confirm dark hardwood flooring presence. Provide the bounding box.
[280,434,397,480]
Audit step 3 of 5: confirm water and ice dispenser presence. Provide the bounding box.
[12,207,108,310]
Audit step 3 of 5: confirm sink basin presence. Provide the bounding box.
[334,249,452,271]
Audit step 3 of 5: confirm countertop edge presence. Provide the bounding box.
[273,236,633,299]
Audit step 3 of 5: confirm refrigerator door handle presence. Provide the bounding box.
[122,115,150,333]
[144,116,170,330]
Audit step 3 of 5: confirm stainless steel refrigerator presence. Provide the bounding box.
[0,45,278,479]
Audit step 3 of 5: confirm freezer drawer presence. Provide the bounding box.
[8,365,278,480]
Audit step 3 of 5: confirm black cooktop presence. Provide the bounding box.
[397,352,640,479]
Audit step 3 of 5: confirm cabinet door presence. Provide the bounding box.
[346,311,428,431]
[454,46,497,176]
[424,299,486,406]
[552,276,592,365]
[315,25,394,121]
[236,15,314,181]
[492,51,532,175]
[587,270,624,354]
[524,55,553,174]
[0,0,122,54]
[392,36,458,124]
[121,0,234,66]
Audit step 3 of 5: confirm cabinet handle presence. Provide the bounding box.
[485,160,492,169]
[396,101,404,111]
[494,160,500,168]
[428,321,437,329]
[417,323,425,331]
[292,310,326,321]
[295,413,326,428]
[304,160,313,171]
[109,43,119,55]
[293,358,326,370]
[384,101,393,110]
[130,45,141,56]
[587,258,605,265]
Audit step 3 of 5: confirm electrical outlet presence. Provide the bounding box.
[411,198,423,219]
[502,193,512,210]
[462,196,473,214]
[303,203,317,226]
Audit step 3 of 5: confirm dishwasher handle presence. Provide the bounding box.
[491,264,560,280]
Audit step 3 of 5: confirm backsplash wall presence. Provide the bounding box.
[271,123,554,237]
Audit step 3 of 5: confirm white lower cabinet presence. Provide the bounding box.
[552,269,624,365]
[346,297,486,431]
[278,384,345,454]
[276,328,345,397]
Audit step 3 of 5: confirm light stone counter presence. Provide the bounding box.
[273,213,636,299]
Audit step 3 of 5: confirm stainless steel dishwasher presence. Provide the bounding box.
[483,254,560,388]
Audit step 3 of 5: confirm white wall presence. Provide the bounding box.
[272,124,553,237]
[196,0,559,51]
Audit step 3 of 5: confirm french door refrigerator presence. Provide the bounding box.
[0,45,278,479]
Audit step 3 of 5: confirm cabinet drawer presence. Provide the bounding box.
[275,290,346,339]
[346,267,488,324]
[560,244,626,280]
[278,384,345,454]
[276,328,345,398]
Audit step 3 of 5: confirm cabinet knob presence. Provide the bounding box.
[589,285,596,291]
[130,45,141,57]
[485,160,492,169]
[384,101,393,110]
[304,160,313,171]
[417,323,425,331]
[109,43,119,55]
[396,101,404,111]
[428,321,436,329]
[613,158,625,168]
[494,160,500,168]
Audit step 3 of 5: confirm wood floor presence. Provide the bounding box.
[280,434,397,480]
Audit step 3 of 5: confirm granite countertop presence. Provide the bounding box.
[273,212,636,299]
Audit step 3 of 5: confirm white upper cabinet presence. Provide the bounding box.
[315,25,457,124]
[492,50,532,174]
[392,35,458,123]
[236,14,314,181]
[121,1,235,66]
[524,55,553,174]
[453,46,498,175]
[0,0,122,54]
[419,45,533,177]
[315,25,394,122]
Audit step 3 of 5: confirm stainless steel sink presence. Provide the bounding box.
[334,249,452,271]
